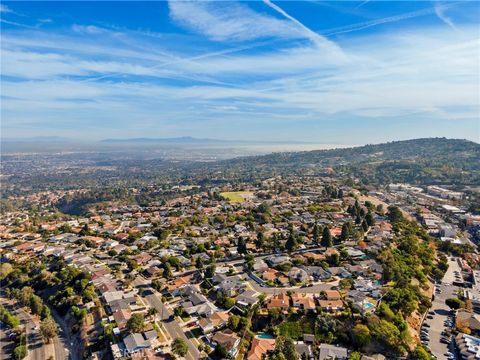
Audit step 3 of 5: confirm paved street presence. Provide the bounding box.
[424,257,461,360]
[15,306,46,360]
[0,297,70,360]
[50,306,79,360]
[133,277,201,360]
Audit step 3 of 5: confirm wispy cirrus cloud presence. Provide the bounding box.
[168,0,304,42]
[320,3,457,36]
[1,2,479,141]
[0,4,12,13]
[262,0,339,52]
[434,2,457,31]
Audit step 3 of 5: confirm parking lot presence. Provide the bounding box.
[421,257,462,360]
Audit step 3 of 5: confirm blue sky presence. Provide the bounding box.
[1,1,479,143]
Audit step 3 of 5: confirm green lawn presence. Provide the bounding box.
[278,315,315,340]
[220,191,253,203]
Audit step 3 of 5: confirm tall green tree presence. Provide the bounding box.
[312,223,321,244]
[285,233,298,253]
[172,338,188,357]
[340,223,350,241]
[40,318,58,343]
[237,238,247,254]
[126,313,144,333]
[321,227,332,248]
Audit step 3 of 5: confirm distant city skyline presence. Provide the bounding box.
[1,1,479,143]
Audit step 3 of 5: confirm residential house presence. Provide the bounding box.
[211,329,241,358]
[198,312,229,334]
[318,299,344,312]
[247,337,276,360]
[123,333,151,354]
[236,290,260,308]
[318,344,348,360]
[266,293,290,311]
[302,266,331,282]
[291,293,316,312]
[288,268,310,283]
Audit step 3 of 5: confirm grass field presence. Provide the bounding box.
[220,191,254,203]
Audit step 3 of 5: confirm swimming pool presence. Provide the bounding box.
[256,333,275,339]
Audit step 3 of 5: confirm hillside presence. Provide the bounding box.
[219,138,480,186]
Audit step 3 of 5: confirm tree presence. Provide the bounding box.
[412,346,431,360]
[361,220,369,232]
[19,287,34,307]
[349,352,361,360]
[40,318,58,343]
[258,293,267,304]
[174,306,185,318]
[274,336,298,360]
[224,297,235,309]
[0,305,20,328]
[368,319,400,349]
[285,233,298,253]
[387,206,404,223]
[79,223,90,236]
[126,313,144,333]
[29,295,44,316]
[312,223,321,244]
[228,314,240,330]
[172,337,188,357]
[340,223,350,242]
[245,254,255,271]
[237,238,247,254]
[339,278,353,290]
[352,324,371,347]
[365,212,375,227]
[147,307,158,321]
[256,232,265,248]
[214,343,229,359]
[257,202,270,214]
[446,297,464,310]
[205,264,216,279]
[0,263,13,280]
[163,262,172,279]
[321,227,332,248]
[13,345,27,360]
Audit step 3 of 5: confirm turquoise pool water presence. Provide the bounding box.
[256,334,275,339]
[364,303,374,309]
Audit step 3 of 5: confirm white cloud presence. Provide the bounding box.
[72,24,106,34]
[320,3,457,36]
[168,0,303,42]
[0,4,12,13]
[2,8,479,139]
[434,2,457,31]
